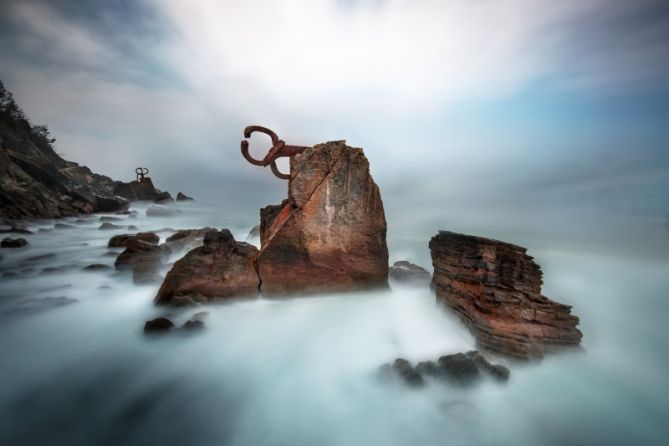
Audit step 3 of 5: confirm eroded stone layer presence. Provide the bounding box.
[429,230,582,359]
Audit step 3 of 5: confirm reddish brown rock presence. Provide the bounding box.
[257,141,388,296]
[108,232,159,248]
[429,231,582,359]
[155,229,259,305]
[164,227,213,251]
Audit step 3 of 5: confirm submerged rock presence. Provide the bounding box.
[1,237,28,248]
[257,141,389,296]
[381,350,509,388]
[83,264,112,271]
[154,190,172,202]
[429,230,582,359]
[146,205,180,217]
[155,229,259,305]
[389,260,432,285]
[54,223,76,230]
[143,317,174,334]
[182,319,205,331]
[0,226,33,234]
[99,222,124,230]
[164,227,213,250]
[176,192,194,201]
[115,239,171,284]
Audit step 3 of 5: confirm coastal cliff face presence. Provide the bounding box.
[257,141,389,296]
[0,81,131,220]
[430,230,582,359]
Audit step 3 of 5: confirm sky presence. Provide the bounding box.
[0,0,668,256]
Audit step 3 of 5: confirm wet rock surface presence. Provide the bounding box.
[108,232,159,248]
[389,260,432,285]
[381,351,509,387]
[176,192,194,201]
[257,141,388,296]
[1,237,28,248]
[430,230,582,359]
[164,227,212,251]
[113,177,160,202]
[115,239,171,285]
[155,229,259,305]
[143,317,174,334]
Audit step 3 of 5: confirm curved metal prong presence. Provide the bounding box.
[241,140,265,166]
[243,125,280,146]
[269,161,290,180]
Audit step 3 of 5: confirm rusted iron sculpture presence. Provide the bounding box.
[135,167,149,182]
[241,126,309,179]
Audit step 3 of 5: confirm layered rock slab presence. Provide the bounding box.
[155,229,259,305]
[257,141,388,296]
[429,230,582,359]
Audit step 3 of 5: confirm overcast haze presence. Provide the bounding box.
[1,0,668,257]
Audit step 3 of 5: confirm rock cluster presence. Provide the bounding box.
[380,351,510,387]
[155,229,259,305]
[257,141,388,296]
[429,230,582,359]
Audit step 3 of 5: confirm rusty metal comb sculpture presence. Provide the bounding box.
[241,126,309,179]
[135,167,149,182]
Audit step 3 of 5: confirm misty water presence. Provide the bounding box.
[1,199,667,446]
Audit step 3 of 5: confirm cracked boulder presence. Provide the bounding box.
[155,229,259,305]
[257,141,389,296]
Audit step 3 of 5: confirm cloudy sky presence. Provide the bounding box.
[1,0,668,255]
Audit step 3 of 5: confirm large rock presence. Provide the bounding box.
[112,177,160,201]
[257,141,388,296]
[429,230,582,359]
[155,229,259,305]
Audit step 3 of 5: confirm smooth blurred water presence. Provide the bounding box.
[0,199,667,446]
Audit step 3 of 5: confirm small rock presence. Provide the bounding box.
[1,237,28,248]
[100,216,123,222]
[0,226,33,234]
[146,205,180,217]
[392,358,425,387]
[83,264,112,271]
[144,317,174,334]
[182,319,205,331]
[438,353,481,384]
[54,223,76,230]
[99,222,125,230]
[176,192,194,201]
[155,191,173,202]
[389,260,432,285]
[127,225,138,230]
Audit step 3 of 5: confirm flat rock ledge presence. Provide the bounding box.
[429,230,582,359]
